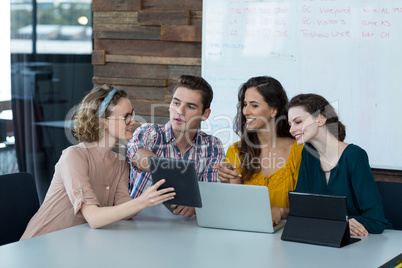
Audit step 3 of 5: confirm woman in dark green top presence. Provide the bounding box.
[288,94,392,236]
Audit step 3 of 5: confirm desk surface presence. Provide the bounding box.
[1,208,401,268]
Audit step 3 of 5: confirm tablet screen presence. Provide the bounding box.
[148,156,202,208]
[289,191,348,221]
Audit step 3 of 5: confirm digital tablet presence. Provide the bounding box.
[281,191,360,247]
[148,157,202,208]
[288,191,349,221]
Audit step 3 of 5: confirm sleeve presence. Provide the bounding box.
[347,147,392,234]
[57,147,100,217]
[225,143,242,174]
[126,123,160,172]
[295,148,311,192]
[126,124,161,162]
[201,136,225,182]
[114,161,133,206]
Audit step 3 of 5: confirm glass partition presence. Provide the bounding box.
[5,0,94,202]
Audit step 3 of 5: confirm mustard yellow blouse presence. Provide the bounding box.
[226,141,303,208]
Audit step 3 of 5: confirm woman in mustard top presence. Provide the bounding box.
[214,76,303,225]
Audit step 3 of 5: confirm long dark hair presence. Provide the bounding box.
[234,76,292,182]
[288,93,346,141]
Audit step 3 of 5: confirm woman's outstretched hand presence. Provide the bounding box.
[138,179,176,208]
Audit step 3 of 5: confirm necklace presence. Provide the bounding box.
[322,170,331,173]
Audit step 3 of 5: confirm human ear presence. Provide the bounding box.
[201,108,211,121]
[317,114,327,127]
[271,108,278,118]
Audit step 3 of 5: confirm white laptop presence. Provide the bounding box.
[195,182,286,233]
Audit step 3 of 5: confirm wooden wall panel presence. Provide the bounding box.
[92,0,202,126]
[161,26,201,42]
[118,85,168,101]
[105,55,201,66]
[94,63,200,80]
[140,0,202,11]
[93,31,161,40]
[93,12,138,25]
[190,11,202,26]
[93,0,141,11]
[93,77,167,87]
[92,50,105,65]
[94,39,201,57]
[138,10,190,26]
[130,99,170,117]
[93,24,160,33]
[92,85,167,101]
[373,169,402,183]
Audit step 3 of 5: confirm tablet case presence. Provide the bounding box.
[281,192,360,248]
[148,157,202,208]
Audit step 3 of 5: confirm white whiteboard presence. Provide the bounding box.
[201,0,402,170]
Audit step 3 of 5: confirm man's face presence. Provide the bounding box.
[169,87,210,140]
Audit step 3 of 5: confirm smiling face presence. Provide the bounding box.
[288,106,320,145]
[105,98,136,141]
[169,87,210,139]
[242,87,277,131]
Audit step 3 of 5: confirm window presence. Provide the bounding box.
[11,0,92,54]
[5,0,94,197]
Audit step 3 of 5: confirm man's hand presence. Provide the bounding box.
[132,149,157,172]
[171,205,195,217]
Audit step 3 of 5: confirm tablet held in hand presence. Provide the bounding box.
[148,157,202,208]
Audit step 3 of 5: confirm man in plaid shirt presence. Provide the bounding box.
[127,75,225,217]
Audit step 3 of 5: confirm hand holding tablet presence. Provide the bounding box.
[148,157,202,208]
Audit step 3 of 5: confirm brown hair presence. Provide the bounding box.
[73,84,127,142]
[172,75,213,112]
[288,93,346,141]
[234,76,292,182]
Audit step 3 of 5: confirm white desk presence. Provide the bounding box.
[1,208,401,268]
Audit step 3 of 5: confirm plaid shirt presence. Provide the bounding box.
[126,121,225,198]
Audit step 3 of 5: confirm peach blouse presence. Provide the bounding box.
[20,143,132,240]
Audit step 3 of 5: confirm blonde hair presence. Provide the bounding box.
[73,84,127,142]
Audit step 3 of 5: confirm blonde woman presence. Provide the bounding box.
[21,85,175,240]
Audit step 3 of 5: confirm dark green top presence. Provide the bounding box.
[296,143,392,234]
